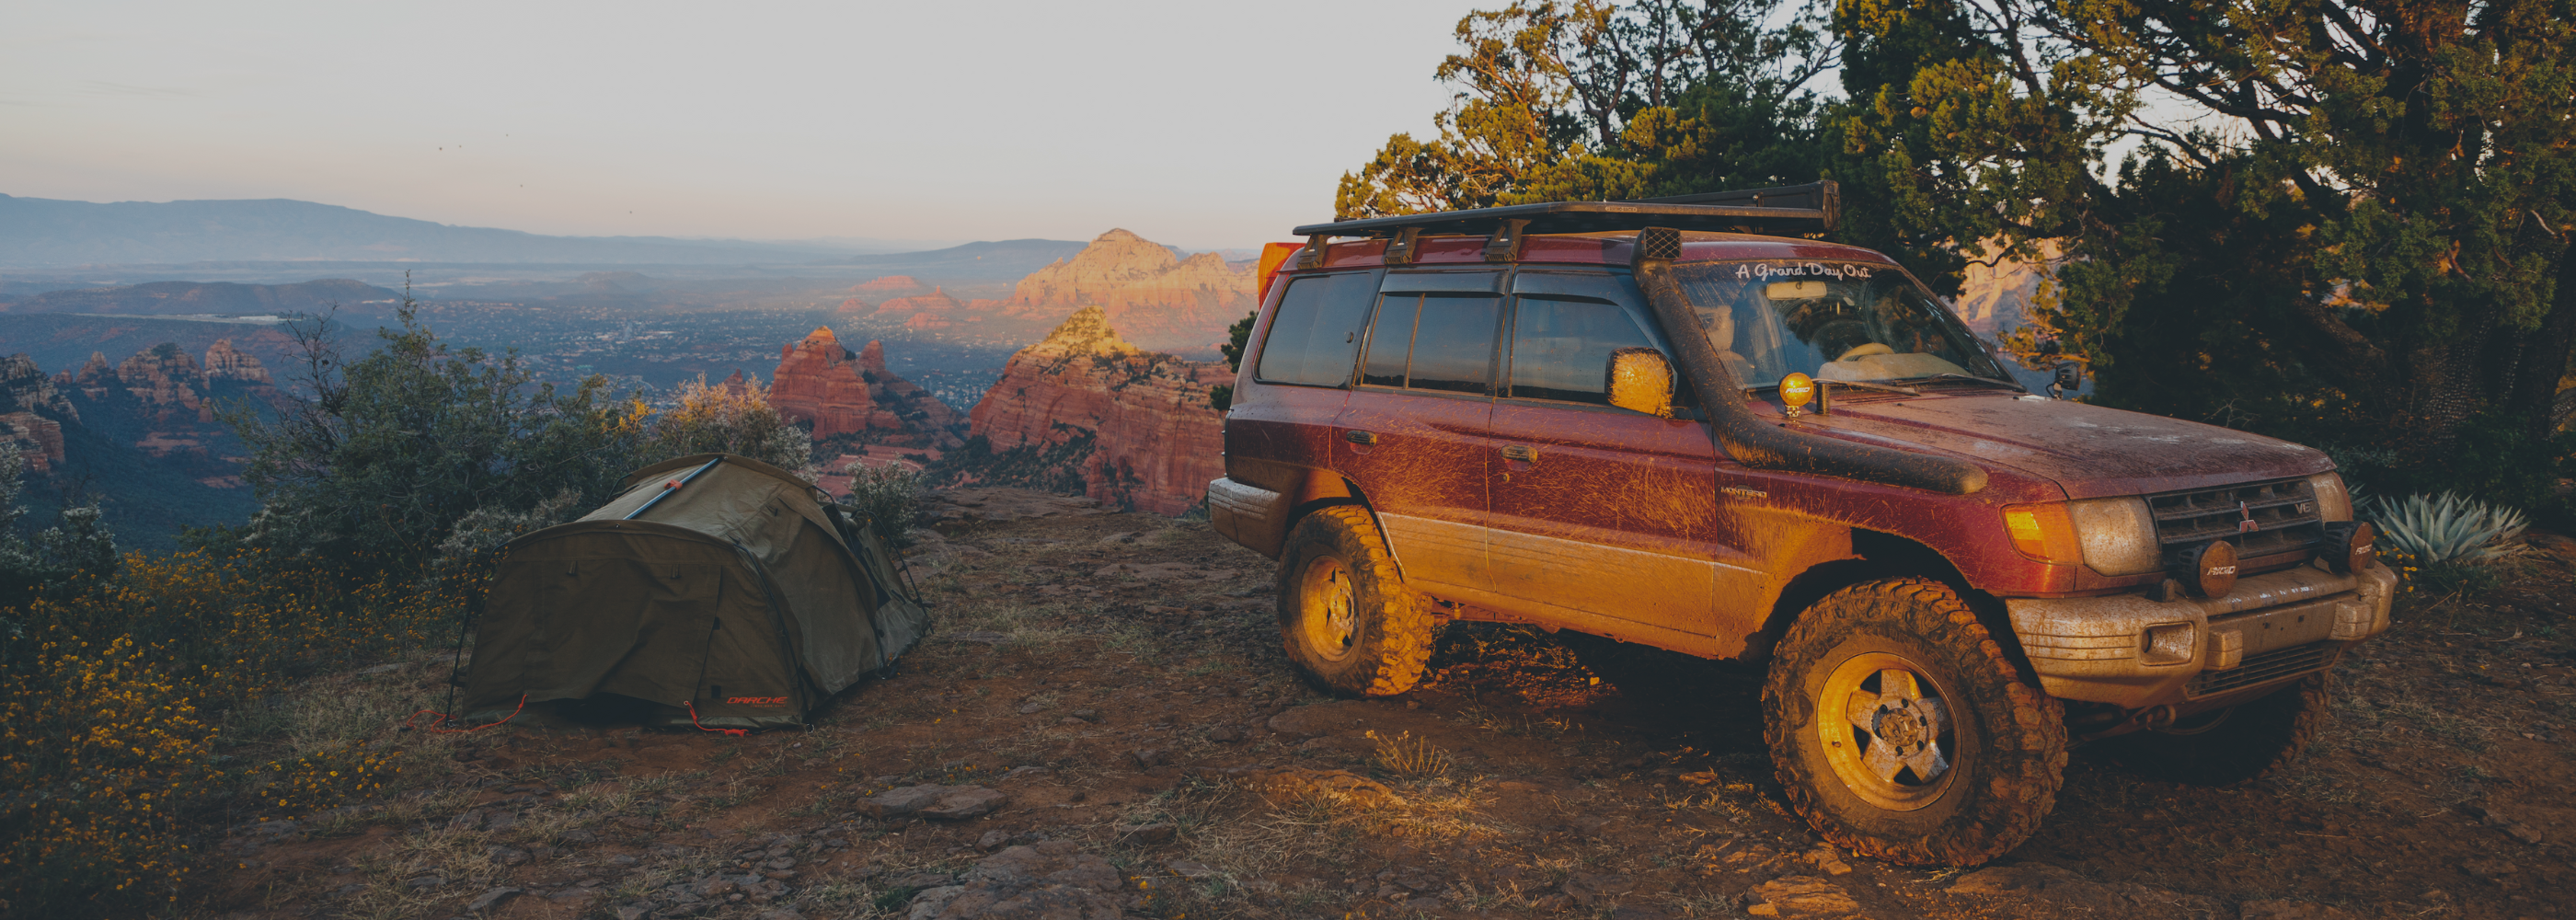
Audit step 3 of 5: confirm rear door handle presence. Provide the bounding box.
[1344,430,1379,445]
[1501,444,1538,462]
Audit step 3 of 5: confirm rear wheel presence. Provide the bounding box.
[2098,673,2328,785]
[1764,578,2067,867]
[1276,506,1435,696]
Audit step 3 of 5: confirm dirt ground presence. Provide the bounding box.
[198,489,2576,920]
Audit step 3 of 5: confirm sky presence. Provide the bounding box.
[2,1,1479,251]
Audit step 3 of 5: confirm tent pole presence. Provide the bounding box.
[625,456,725,521]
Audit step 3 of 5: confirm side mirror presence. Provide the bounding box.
[2050,361,2083,399]
[1605,348,1674,418]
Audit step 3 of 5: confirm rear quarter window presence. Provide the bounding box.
[1255,271,1379,386]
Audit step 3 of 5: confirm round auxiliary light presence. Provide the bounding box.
[2177,540,2238,599]
[1779,373,1817,418]
[2320,522,2377,573]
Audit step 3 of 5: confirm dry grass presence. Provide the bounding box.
[1368,730,1453,779]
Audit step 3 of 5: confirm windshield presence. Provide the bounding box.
[1671,260,2007,387]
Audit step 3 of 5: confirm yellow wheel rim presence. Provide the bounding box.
[1295,555,1359,662]
[1817,650,1958,811]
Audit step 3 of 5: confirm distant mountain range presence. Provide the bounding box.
[0,194,931,268]
[2,279,399,316]
[834,238,1093,281]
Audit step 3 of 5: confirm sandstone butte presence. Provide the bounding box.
[766,328,966,449]
[851,275,927,296]
[0,355,75,471]
[870,287,977,331]
[966,305,1226,515]
[26,339,284,467]
[999,229,1258,351]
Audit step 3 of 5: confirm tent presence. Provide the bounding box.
[460,453,928,730]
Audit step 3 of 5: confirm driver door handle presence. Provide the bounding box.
[1501,444,1538,462]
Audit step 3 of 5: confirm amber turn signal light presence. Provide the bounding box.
[2002,502,2081,564]
[2320,521,2376,573]
[1779,373,1816,419]
[2176,540,2238,598]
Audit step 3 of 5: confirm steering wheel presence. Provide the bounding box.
[1837,342,1895,362]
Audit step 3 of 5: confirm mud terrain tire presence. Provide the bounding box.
[1277,506,1435,696]
[1764,578,2067,867]
[2098,673,2327,786]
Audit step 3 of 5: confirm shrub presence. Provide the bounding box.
[842,464,924,546]
[2371,491,2528,567]
[0,550,454,915]
[641,374,811,475]
[223,299,649,582]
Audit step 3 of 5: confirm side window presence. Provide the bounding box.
[1253,272,1378,386]
[1358,293,1501,395]
[1361,294,1417,387]
[1504,271,1669,407]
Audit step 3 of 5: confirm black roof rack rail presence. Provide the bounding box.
[1293,180,1837,239]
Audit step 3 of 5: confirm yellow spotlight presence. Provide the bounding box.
[1779,373,1816,418]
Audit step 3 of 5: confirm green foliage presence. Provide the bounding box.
[223,298,650,581]
[2372,491,2530,567]
[1838,0,2576,503]
[0,449,121,613]
[1213,309,1257,410]
[1,548,457,916]
[841,464,926,546]
[921,430,1098,498]
[1337,0,1837,219]
[1357,0,2576,512]
[643,373,811,473]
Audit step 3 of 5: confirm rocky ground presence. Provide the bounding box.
[200,489,2576,920]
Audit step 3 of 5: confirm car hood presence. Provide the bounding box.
[1796,390,2333,499]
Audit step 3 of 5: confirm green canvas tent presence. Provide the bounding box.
[461,453,928,730]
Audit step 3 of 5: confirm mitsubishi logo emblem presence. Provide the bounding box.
[2237,500,2260,534]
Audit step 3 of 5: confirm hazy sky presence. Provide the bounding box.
[3,2,1478,250]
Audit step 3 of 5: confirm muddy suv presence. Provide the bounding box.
[1205,182,2396,866]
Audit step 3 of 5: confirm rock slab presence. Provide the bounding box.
[907,840,1126,920]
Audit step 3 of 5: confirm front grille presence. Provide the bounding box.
[2186,640,2338,697]
[2148,477,2324,563]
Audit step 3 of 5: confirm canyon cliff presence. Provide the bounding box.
[54,339,286,464]
[0,355,75,471]
[765,328,965,450]
[998,229,1256,351]
[945,306,1225,515]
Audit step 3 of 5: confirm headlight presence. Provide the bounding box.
[2306,472,2353,522]
[2003,498,2162,576]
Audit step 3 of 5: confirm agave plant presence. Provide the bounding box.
[2370,491,2529,566]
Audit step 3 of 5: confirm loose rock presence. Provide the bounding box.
[906,840,1125,920]
[465,887,523,914]
[1742,876,1861,918]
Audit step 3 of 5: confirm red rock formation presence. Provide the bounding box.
[116,345,213,423]
[963,306,1226,514]
[766,328,964,449]
[852,275,927,296]
[0,355,75,470]
[874,286,967,318]
[998,229,1257,351]
[717,369,761,399]
[203,338,275,384]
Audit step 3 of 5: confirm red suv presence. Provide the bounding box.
[1207,183,2394,866]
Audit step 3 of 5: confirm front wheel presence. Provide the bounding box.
[1276,506,1436,696]
[1763,578,2067,867]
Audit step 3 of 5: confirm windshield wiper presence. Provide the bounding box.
[1902,373,2026,391]
[1745,379,1919,397]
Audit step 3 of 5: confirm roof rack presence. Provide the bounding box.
[1292,180,1838,239]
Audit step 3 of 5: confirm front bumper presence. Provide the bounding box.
[2005,561,2398,707]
